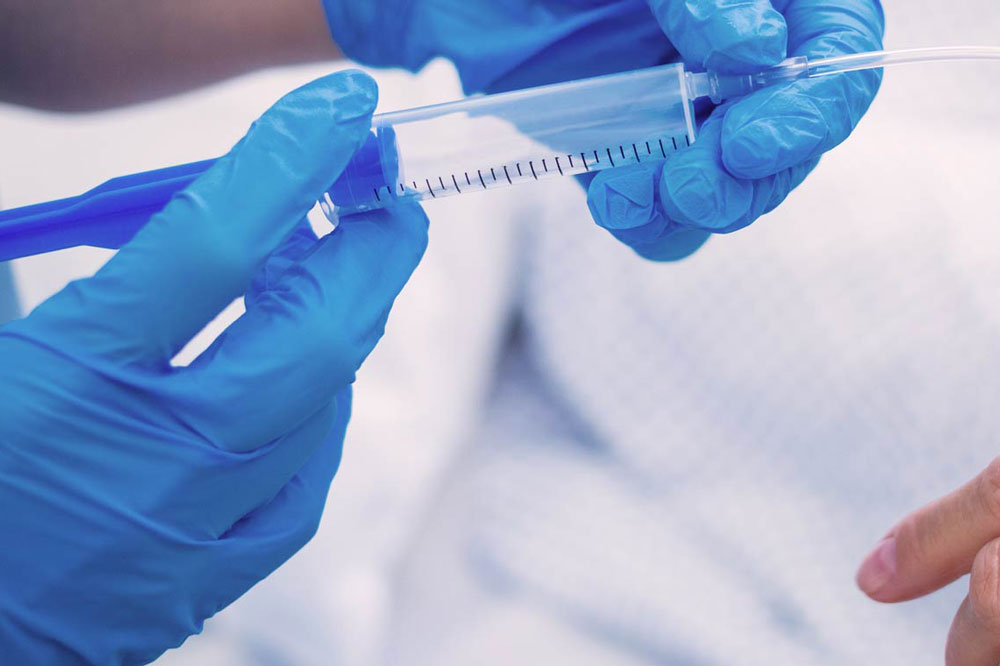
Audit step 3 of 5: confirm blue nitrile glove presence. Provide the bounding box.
[320,0,677,93]
[323,1,882,262]
[0,71,428,666]
[587,0,885,260]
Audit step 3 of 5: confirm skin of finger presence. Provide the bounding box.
[651,0,788,72]
[945,539,1000,666]
[720,0,884,179]
[868,461,1000,603]
[163,204,429,452]
[14,70,378,367]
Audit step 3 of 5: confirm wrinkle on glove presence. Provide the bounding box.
[0,71,428,666]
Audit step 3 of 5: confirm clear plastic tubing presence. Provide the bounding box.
[322,46,1000,221]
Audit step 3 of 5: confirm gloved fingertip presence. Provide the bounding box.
[587,165,662,232]
[721,93,826,179]
[660,156,752,231]
[631,229,712,262]
[664,1,788,73]
[722,126,781,179]
[704,10,788,72]
[316,69,379,124]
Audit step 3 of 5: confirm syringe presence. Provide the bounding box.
[323,46,1000,221]
[2,47,999,261]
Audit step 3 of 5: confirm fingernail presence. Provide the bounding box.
[856,536,897,597]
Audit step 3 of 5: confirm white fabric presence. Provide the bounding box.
[378,3,1000,665]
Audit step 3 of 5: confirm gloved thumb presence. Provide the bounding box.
[648,0,788,72]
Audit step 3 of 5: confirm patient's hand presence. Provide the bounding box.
[857,457,1000,664]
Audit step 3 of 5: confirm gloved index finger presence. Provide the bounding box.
[650,0,788,73]
[19,71,378,365]
[719,0,885,179]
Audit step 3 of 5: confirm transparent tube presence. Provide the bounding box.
[690,46,1000,103]
[806,46,1000,76]
[322,63,697,220]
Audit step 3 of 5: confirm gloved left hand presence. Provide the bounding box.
[0,71,428,665]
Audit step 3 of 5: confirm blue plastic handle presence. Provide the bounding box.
[0,159,216,262]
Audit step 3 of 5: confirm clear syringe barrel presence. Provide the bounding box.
[321,63,697,220]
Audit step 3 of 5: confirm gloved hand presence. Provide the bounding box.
[0,71,428,665]
[588,0,885,260]
[323,0,883,262]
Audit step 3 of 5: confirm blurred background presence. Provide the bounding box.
[2,1,1000,664]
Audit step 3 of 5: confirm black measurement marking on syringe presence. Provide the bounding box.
[685,135,691,146]
[384,134,690,205]
[373,188,381,202]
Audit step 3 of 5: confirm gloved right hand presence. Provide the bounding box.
[584,0,885,260]
[0,70,428,665]
[323,1,884,262]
